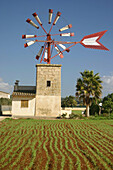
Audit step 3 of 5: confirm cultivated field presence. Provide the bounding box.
[0,119,113,170]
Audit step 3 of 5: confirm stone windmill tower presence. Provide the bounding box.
[35,64,61,116]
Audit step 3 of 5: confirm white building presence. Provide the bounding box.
[12,80,36,117]
[12,64,62,117]
[0,91,10,99]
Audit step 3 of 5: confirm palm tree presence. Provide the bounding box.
[76,70,102,117]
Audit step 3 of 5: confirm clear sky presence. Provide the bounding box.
[0,0,113,97]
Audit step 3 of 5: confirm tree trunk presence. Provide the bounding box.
[86,104,90,117]
[99,107,101,115]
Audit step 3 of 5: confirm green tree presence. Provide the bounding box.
[61,95,77,107]
[89,101,99,116]
[76,70,102,117]
[102,93,113,114]
[0,98,12,105]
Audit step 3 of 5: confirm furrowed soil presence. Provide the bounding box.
[0,119,113,170]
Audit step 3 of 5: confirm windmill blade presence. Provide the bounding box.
[24,40,37,48]
[49,9,53,24]
[40,43,47,63]
[32,12,42,25]
[22,35,37,39]
[53,11,61,25]
[60,33,74,37]
[36,46,44,60]
[59,24,72,32]
[32,12,47,34]
[54,45,64,58]
[51,43,78,60]
[80,30,109,51]
[26,19,39,29]
[44,49,48,62]
[49,11,61,34]
[59,44,70,52]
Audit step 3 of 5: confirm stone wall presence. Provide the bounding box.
[62,107,86,111]
[35,64,62,117]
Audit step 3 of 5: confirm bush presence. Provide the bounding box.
[102,93,113,114]
[0,98,12,105]
[110,113,113,119]
[103,113,109,117]
[69,113,79,119]
[61,96,77,107]
[88,113,113,120]
[69,113,85,119]
[79,114,85,119]
[90,103,99,116]
[61,113,67,119]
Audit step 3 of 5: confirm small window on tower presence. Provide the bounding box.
[47,81,51,87]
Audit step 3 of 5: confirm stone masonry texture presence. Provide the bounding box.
[35,64,62,116]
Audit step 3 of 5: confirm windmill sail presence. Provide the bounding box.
[60,33,74,37]
[49,9,53,24]
[59,24,72,32]
[24,40,37,48]
[54,45,64,58]
[59,44,70,52]
[44,49,48,62]
[32,13,42,25]
[36,46,44,60]
[53,12,61,25]
[22,35,37,39]
[26,19,39,29]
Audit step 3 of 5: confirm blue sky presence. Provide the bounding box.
[0,0,113,97]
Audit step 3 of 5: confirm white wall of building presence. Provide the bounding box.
[0,91,10,99]
[12,97,35,116]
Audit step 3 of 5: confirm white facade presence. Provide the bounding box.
[12,97,35,117]
[0,91,10,99]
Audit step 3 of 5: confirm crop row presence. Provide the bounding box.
[0,119,113,170]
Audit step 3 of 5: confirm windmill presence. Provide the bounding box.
[21,9,109,117]
[22,9,109,64]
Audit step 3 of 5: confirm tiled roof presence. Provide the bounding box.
[12,92,35,97]
[12,86,36,97]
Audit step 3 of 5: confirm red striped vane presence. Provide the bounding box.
[22,9,109,64]
[80,30,109,51]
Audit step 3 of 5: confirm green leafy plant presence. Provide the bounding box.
[61,113,67,119]
[76,70,102,117]
[61,95,77,107]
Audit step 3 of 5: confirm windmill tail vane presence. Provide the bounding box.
[80,30,109,51]
[22,9,109,64]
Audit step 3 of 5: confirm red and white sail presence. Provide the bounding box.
[32,13,42,25]
[59,24,72,32]
[58,44,70,52]
[24,40,37,48]
[44,49,48,62]
[36,46,44,60]
[49,9,53,24]
[54,45,64,58]
[26,19,39,29]
[80,30,109,51]
[22,35,37,39]
[53,11,61,25]
[60,33,74,37]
